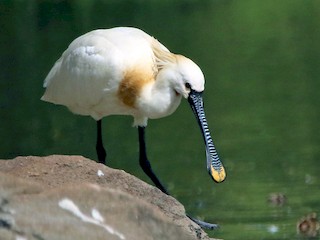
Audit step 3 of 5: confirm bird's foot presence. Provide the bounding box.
[187,215,219,230]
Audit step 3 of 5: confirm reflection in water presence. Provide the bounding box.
[1,1,319,239]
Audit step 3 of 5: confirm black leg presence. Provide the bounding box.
[138,126,168,194]
[96,120,106,164]
[138,126,219,230]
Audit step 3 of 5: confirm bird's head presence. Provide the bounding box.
[153,45,226,183]
[172,55,205,99]
[173,55,226,183]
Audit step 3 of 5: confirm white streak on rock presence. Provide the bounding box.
[97,169,104,177]
[59,198,125,239]
[92,208,104,222]
[16,236,28,240]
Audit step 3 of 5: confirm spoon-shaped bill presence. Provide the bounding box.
[188,91,226,183]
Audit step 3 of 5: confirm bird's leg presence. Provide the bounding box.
[138,126,168,194]
[96,120,106,164]
[138,126,219,230]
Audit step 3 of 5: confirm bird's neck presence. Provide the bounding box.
[136,70,182,121]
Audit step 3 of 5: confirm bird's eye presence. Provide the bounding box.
[185,83,191,90]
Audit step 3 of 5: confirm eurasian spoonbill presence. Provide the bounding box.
[41,27,226,228]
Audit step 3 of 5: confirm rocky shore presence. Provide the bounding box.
[0,155,220,240]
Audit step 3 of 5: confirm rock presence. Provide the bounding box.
[0,155,218,240]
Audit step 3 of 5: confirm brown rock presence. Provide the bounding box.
[0,155,217,240]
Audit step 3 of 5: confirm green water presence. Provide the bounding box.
[1,1,319,239]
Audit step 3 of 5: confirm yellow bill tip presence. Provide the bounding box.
[210,165,226,183]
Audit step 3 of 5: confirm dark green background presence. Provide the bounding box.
[1,1,319,239]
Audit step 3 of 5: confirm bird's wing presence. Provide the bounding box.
[41,31,127,110]
[42,28,159,119]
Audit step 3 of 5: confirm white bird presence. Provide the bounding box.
[41,27,226,227]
